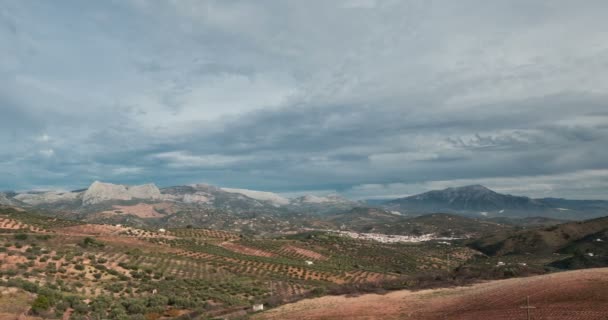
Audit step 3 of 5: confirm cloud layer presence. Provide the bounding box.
[1,0,607,199]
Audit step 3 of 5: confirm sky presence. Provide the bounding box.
[1,0,608,200]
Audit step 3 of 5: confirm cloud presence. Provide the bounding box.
[111,167,144,176]
[345,169,608,200]
[153,151,250,169]
[0,1,607,198]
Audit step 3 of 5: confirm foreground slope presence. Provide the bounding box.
[254,268,608,320]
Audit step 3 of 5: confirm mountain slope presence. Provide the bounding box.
[386,185,548,214]
[0,192,23,206]
[384,185,607,219]
[288,194,360,215]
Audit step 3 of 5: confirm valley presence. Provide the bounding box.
[0,182,606,319]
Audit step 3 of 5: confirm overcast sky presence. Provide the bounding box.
[1,0,608,199]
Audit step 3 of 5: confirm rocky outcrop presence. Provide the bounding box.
[127,184,162,200]
[221,188,289,206]
[82,181,161,206]
[182,193,213,204]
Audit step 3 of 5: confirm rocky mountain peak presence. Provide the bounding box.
[82,181,161,206]
[448,184,492,193]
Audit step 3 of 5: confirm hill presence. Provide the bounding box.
[469,216,608,257]
[253,268,608,320]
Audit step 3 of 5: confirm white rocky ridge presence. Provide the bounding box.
[293,194,352,204]
[14,191,81,206]
[181,193,213,204]
[82,181,162,205]
[221,188,290,206]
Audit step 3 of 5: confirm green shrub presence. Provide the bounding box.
[14,233,28,241]
[80,237,104,248]
[72,302,89,314]
[126,302,146,314]
[31,295,51,314]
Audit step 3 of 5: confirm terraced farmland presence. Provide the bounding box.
[3,206,583,320]
[0,217,45,232]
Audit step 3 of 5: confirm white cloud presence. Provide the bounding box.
[39,148,55,157]
[153,151,249,168]
[38,134,50,142]
[111,167,144,175]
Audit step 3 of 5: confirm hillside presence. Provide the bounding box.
[0,207,484,319]
[1,204,606,319]
[254,268,608,320]
[469,216,608,257]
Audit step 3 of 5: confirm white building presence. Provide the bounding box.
[305,260,314,265]
[252,304,264,312]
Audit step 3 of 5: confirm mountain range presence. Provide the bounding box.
[1,182,607,232]
[1,181,353,210]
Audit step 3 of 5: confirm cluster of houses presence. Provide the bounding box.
[496,261,527,267]
[331,230,441,243]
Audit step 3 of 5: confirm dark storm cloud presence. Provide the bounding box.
[1,0,607,199]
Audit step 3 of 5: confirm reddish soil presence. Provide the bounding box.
[220,242,276,257]
[282,245,327,260]
[254,268,608,320]
[0,218,44,232]
[57,224,124,236]
[0,253,28,270]
[100,203,164,219]
[55,224,173,240]
[97,235,178,252]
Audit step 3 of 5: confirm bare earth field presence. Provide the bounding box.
[254,268,608,320]
[100,203,165,219]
